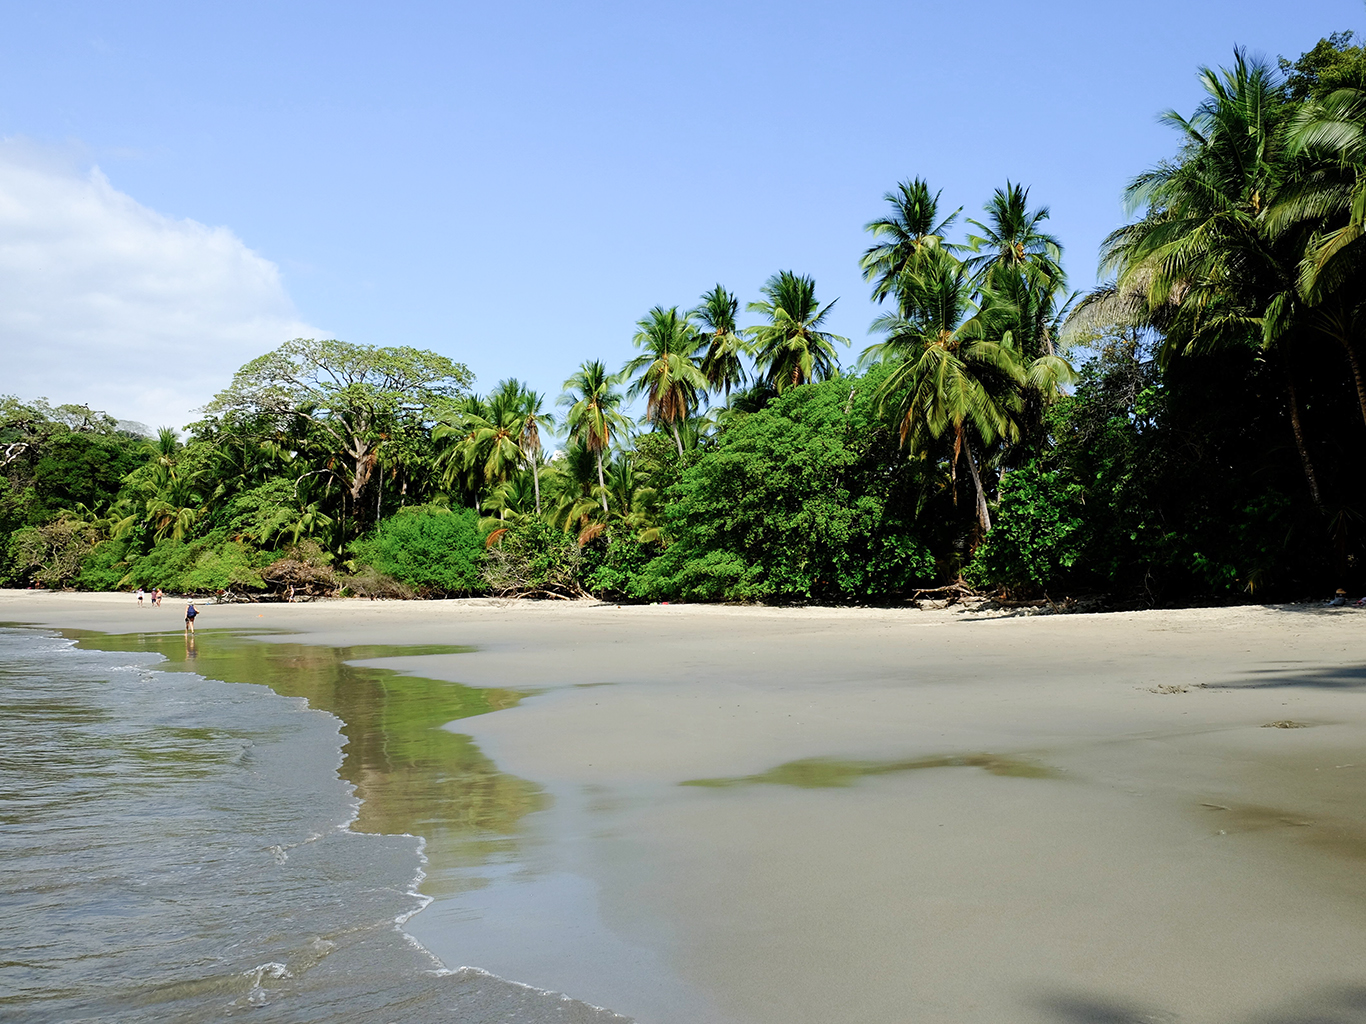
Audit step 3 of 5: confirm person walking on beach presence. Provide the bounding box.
[185,600,198,633]
[153,588,163,608]
[136,588,144,607]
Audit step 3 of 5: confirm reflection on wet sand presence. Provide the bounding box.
[682,752,1062,788]
[69,628,545,896]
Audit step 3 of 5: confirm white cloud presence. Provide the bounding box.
[0,140,320,431]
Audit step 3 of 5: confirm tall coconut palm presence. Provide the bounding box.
[434,386,528,511]
[965,183,1065,296]
[515,387,555,516]
[624,306,709,456]
[1277,86,1366,428]
[745,272,849,393]
[1100,50,1326,504]
[558,360,630,512]
[691,285,751,396]
[863,249,1026,536]
[860,178,961,304]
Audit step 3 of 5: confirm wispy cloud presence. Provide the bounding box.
[0,140,320,430]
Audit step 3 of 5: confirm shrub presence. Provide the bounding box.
[120,530,268,594]
[633,370,937,602]
[581,534,658,600]
[483,519,583,598]
[11,517,102,587]
[352,504,484,594]
[965,464,1087,595]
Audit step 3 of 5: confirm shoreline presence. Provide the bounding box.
[5,591,1366,1023]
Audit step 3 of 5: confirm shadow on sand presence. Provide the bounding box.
[1039,985,1366,1024]
[1205,662,1366,690]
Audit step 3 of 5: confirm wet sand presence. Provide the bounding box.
[5,591,1366,1024]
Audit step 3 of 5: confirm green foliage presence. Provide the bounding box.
[119,530,269,594]
[32,432,145,512]
[581,535,658,600]
[77,538,134,591]
[635,370,936,602]
[1280,31,1366,101]
[483,519,583,597]
[11,518,103,587]
[965,465,1086,593]
[352,505,484,594]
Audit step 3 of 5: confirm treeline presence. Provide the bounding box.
[3,34,1365,604]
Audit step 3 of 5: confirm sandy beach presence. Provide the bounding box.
[5,590,1366,1024]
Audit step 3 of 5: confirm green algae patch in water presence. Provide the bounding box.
[65,628,546,896]
[683,753,1061,789]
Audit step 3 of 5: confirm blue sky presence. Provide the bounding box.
[1,0,1361,427]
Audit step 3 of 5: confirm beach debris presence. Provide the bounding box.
[1144,684,1188,694]
[1262,720,1308,729]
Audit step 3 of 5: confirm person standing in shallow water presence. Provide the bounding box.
[184,601,198,633]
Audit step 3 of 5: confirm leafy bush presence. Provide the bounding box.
[634,370,936,602]
[581,534,658,600]
[965,464,1087,594]
[352,504,484,594]
[483,519,583,597]
[78,538,135,590]
[11,518,103,587]
[120,530,268,594]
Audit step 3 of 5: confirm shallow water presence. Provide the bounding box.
[0,626,629,1023]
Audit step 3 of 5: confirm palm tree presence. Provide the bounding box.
[1100,51,1326,504]
[624,306,709,456]
[1277,86,1366,428]
[515,387,555,516]
[542,439,608,535]
[862,249,1026,536]
[434,387,527,512]
[860,178,961,304]
[745,272,849,393]
[559,360,630,512]
[691,285,751,396]
[965,183,1065,298]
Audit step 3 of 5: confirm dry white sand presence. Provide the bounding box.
[5,591,1366,1024]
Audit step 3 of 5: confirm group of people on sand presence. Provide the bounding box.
[1327,589,1366,608]
[134,587,198,631]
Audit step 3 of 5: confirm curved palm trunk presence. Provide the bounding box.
[1339,336,1366,430]
[963,443,992,535]
[531,455,542,516]
[595,449,608,512]
[1315,302,1366,430]
[670,420,684,457]
[1285,377,1323,510]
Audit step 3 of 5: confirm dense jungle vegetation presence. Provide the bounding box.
[4,36,1366,605]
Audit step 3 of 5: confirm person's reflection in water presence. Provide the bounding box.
[185,634,197,661]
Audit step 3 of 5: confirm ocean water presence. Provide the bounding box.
[0,626,630,1023]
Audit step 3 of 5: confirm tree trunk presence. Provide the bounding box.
[670,420,684,457]
[531,453,542,516]
[349,440,374,511]
[963,443,991,535]
[1338,335,1366,431]
[1285,377,1324,510]
[595,449,608,512]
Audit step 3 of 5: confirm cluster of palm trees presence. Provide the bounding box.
[435,177,1088,548]
[857,179,1075,535]
[1077,50,1366,531]
[435,270,852,542]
